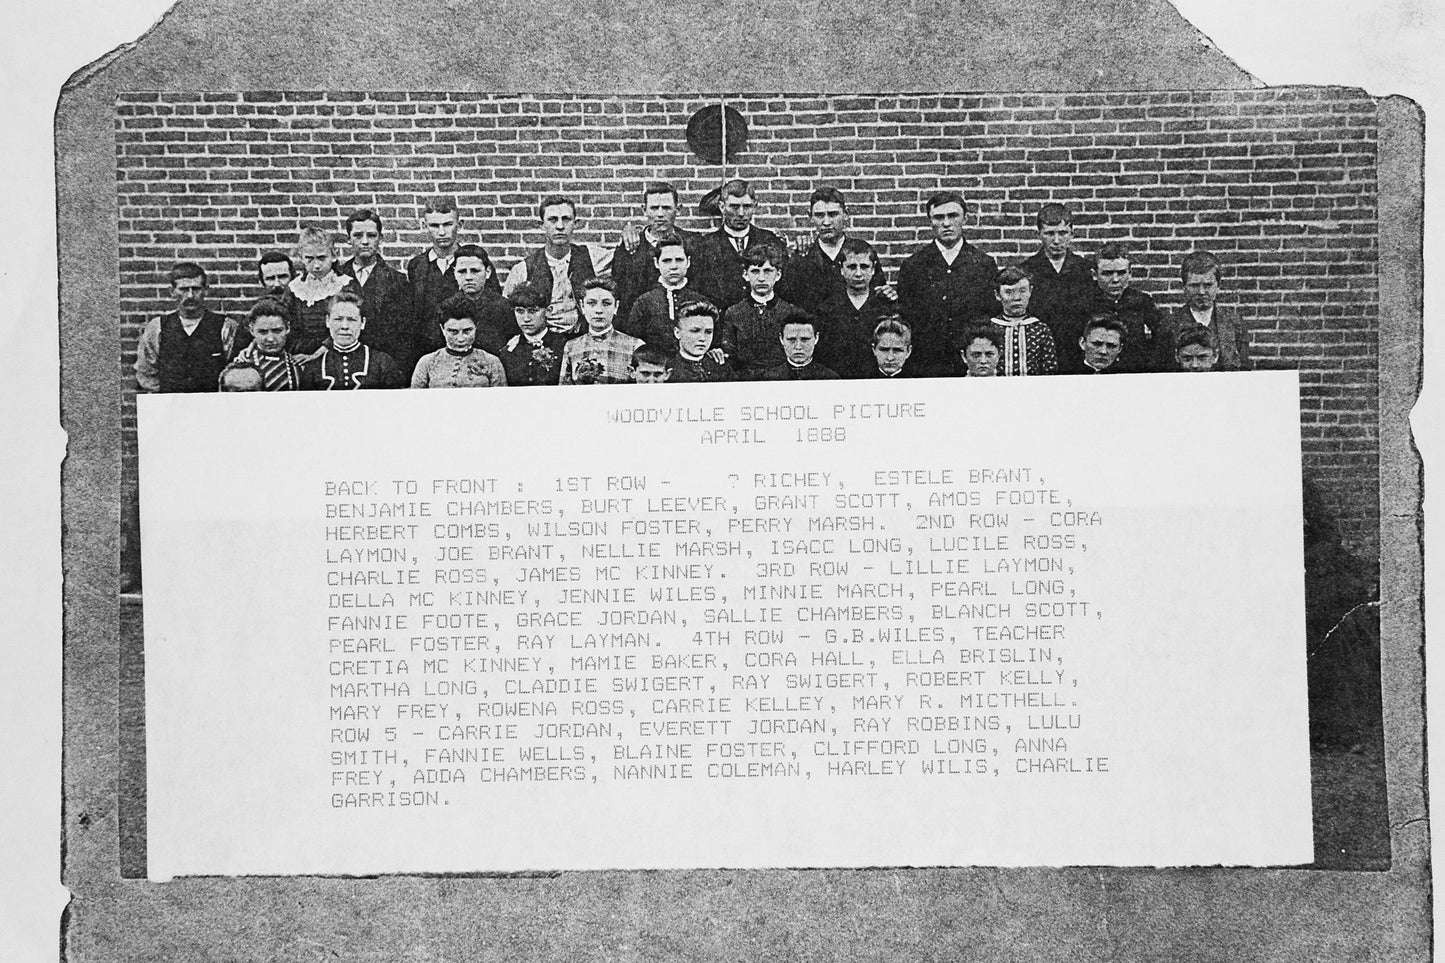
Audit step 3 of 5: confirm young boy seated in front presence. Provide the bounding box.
[957,324,1002,377]
[814,238,891,379]
[761,318,838,380]
[629,344,672,384]
[667,302,736,383]
[1173,323,1219,372]
[622,231,715,350]
[559,277,643,385]
[865,315,914,378]
[1068,314,1126,375]
[985,266,1057,375]
[718,244,809,377]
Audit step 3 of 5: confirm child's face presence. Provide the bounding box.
[964,337,999,377]
[423,211,457,249]
[298,244,332,280]
[674,317,714,359]
[1080,326,1123,369]
[780,323,818,366]
[581,288,617,333]
[655,245,689,287]
[1177,344,1218,372]
[1095,258,1131,299]
[632,361,670,383]
[515,305,548,337]
[454,256,490,296]
[248,315,290,356]
[840,253,875,292]
[1184,270,1220,311]
[441,317,478,353]
[996,278,1031,318]
[1039,221,1073,259]
[744,260,781,298]
[873,332,911,375]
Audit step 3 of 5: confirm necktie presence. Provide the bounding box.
[733,235,746,254]
[667,289,676,321]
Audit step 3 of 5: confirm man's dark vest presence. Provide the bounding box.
[158,310,228,392]
[524,244,596,304]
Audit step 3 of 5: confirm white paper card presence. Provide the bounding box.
[140,372,1312,877]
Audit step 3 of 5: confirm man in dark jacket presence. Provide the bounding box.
[690,178,787,312]
[340,208,418,376]
[1018,203,1096,371]
[896,190,998,376]
[1085,242,1169,373]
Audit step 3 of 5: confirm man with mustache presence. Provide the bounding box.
[133,261,239,393]
[690,179,788,312]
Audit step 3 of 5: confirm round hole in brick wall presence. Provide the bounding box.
[686,105,749,164]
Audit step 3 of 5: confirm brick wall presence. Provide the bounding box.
[115,89,1381,566]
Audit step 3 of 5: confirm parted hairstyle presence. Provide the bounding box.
[741,244,785,270]
[677,300,720,324]
[579,276,616,297]
[995,266,1030,288]
[808,186,847,211]
[255,251,293,283]
[643,182,679,205]
[1081,313,1127,339]
[537,194,577,220]
[872,316,911,345]
[720,178,754,201]
[957,324,1003,353]
[422,196,456,216]
[454,244,495,271]
[326,289,365,315]
[923,190,966,215]
[344,208,384,236]
[247,298,291,327]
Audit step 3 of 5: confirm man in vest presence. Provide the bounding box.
[133,262,240,393]
[503,194,615,335]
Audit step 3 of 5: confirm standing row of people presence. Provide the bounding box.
[133,180,1253,393]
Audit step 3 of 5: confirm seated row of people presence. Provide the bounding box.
[133,183,1254,393]
[215,273,1232,391]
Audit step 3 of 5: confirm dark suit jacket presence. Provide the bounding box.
[896,240,998,376]
[1019,249,1096,370]
[1165,305,1252,371]
[780,239,887,314]
[342,258,417,374]
[814,290,892,380]
[690,226,787,312]
[1085,287,1170,373]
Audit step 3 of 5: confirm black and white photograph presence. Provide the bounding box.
[4,0,1439,960]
